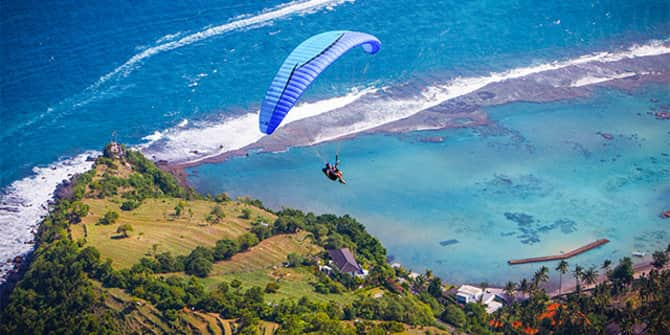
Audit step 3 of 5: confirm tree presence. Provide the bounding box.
[120,199,140,211]
[573,265,583,292]
[174,201,186,217]
[208,205,226,223]
[440,304,466,327]
[237,233,259,251]
[116,224,133,238]
[286,253,305,267]
[213,239,239,261]
[581,266,599,288]
[427,277,443,298]
[601,259,612,274]
[519,278,530,299]
[608,257,633,290]
[503,281,516,303]
[186,257,212,277]
[240,208,252,219]
[651,250,668,269]
[184,246,214,277]
[533,266,549,291]
[214,193,230,203]
[151,243,160,256]
[556,260,569,295]
[67,202,90,223]
[98,210,119,225]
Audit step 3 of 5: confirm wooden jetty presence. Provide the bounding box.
[508,239,610,265]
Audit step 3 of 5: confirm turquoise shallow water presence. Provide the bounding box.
[188,84,670,285]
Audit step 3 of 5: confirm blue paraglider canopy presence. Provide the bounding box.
[259,31,381,135]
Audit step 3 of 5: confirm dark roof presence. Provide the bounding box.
[328,248,361,274]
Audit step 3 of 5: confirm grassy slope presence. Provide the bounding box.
[73,197,273,269]
[70,155,444,334]
[164,231,356,305]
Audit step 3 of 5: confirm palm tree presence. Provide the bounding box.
[581,266,599,288]
[519,278,530,299]
[414,274,426,291]
[573,265,583,293]
[504,281,517,303]
[556,260,569,295]
[601,259,612,275]
[532,266,550,292]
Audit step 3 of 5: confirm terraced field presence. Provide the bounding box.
[211,231,320,274]
[100,280,279,335]
[73,197,274,268]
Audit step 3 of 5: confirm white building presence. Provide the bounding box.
[455,285,504,314]
[455,285,483,304]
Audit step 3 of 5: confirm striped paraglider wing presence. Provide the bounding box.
[259,31,381,134]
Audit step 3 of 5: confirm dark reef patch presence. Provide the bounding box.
[503,212,578,245]
[472,124,535,153]
[477,174,552,199]
[477,91,496,100]
[439,239,459,246]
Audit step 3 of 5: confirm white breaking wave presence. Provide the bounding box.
[8,0,353,136]
[155,32,183,44]
[140,87,375,163]
[570,72,637,87]
[0,151,99,283]
[143,39,670,154]
[92,0,353,89]
[311,40,670,143]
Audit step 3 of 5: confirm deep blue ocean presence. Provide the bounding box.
[1,0,669,284]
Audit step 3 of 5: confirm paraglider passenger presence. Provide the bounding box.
[322,158,346,184]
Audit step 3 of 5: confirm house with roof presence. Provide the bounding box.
[455,285,483,304]
[455,285,503,314]
[327,248,366,277]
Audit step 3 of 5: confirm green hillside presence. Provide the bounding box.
[0,143,448,335]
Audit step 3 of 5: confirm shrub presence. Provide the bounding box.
[239,208,252,219]
[286,253,305,268]
[214,193,230,203]
[174,201,186,217]
[155,252,183,272]
[207,205,226,223]
[265,282,280,293]
[98,211,119,225]
[184,246,214,277]
[440,304,466,327]
[120,199,141,211]
[116,224,134,238]
[67,202,90,224]
[251,224,272,240]
[185,257,212,278]
[237,233,259,251]
[213,239,239,261]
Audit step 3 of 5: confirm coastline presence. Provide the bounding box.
[3,43,670,289]
[162,51,670,177]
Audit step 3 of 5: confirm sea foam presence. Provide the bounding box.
[142,39,670,159]
[0,152,99,283]
[93,0,353,89]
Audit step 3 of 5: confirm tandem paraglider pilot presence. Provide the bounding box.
[323,155,346,184]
